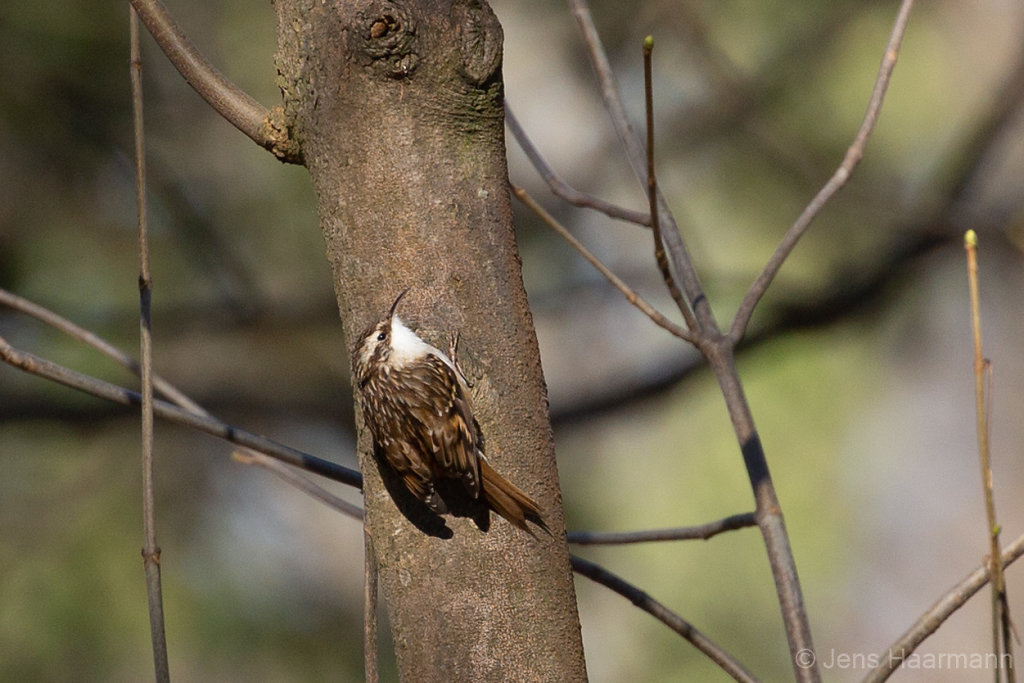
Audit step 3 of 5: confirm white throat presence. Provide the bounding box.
[389,317,452,369]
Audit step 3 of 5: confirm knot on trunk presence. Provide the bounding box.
[451,0,502,86]
[358,1,419,79]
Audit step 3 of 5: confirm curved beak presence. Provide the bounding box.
[389,288,410,319]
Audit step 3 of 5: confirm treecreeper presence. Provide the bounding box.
[352,289,548,534]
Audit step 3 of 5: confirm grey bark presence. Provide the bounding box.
[273,1,587,679]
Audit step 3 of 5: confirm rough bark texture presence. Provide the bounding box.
[273,1,587,679]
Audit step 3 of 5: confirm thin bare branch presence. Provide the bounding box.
[130,12,169,680]
[0,334,363,489]
[571,554,759,683]
[714,377,819,681]
[0,288,199,410]
[567,0,714,331]
[568,512,756,545]
[505,106,651,227]
[965,230,1015,681]
[730,0,916,342]
[643,36,693,329]
[566,0,642,177]
[127,0,301,163]
[0,287,364,519]
[513,185,697,344]
[862,532,1024,683]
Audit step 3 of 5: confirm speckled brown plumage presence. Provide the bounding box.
[352,291,546,533]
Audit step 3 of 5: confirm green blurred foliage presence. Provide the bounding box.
[3,0,1024,681]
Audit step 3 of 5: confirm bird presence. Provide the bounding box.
[351,289,547,534]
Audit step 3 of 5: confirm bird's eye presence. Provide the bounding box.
[377,332,386,341]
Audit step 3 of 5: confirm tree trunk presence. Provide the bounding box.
[273,0,587,679]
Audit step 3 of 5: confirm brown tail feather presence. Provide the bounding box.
[479,458,548,534]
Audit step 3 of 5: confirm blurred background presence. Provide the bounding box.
[2,0,1023,680]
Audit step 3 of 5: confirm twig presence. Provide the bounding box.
[543,231,944,426]
[568,512,756,545]
[685,12,920,659]
[0,286,363,520]
[862,532,1024,683]
[0,286,366,523]
[730,0,916,342]
[567,0,713,330]
[512,185,696,343]
[643,35,693,329]
[127,0,301,163]
[0,288,199,411]
[965,230,1015,682]
[505,106,651,227]
[571,554,759,683]
[566,0,645,182]
[0,335,363,488]
[130,12,169,681]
